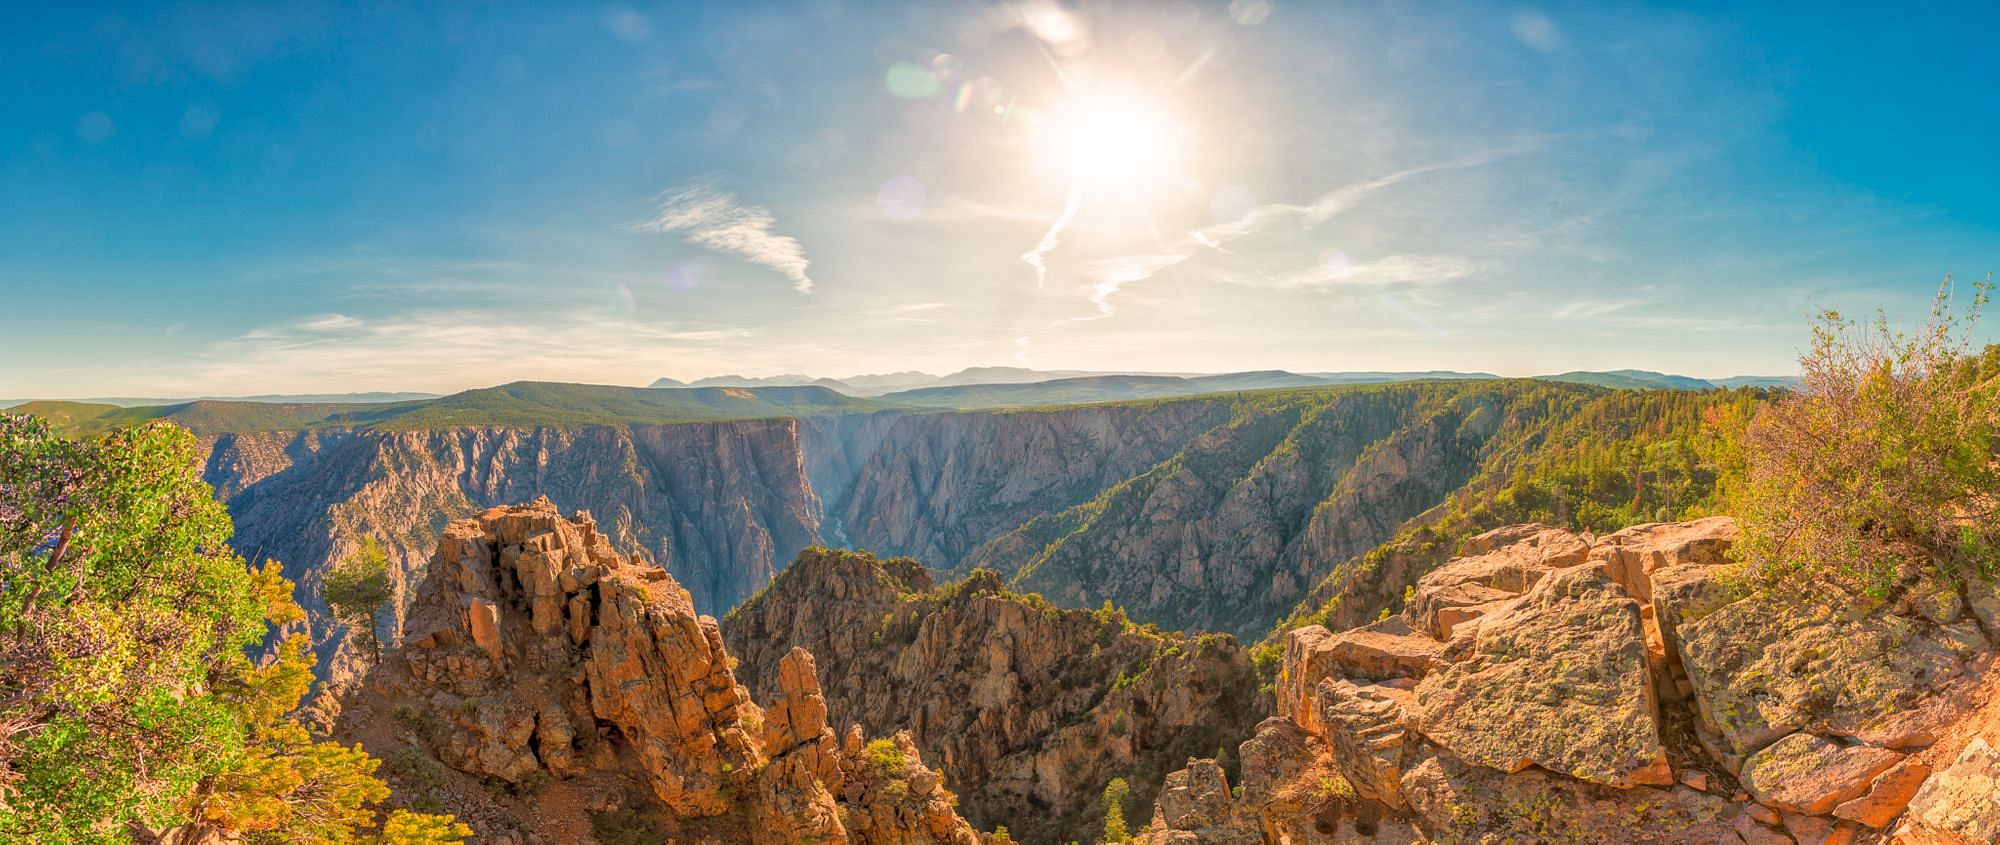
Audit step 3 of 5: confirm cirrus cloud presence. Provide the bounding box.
[640,181,816,293]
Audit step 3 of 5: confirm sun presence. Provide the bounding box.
[1032,89,1186,191]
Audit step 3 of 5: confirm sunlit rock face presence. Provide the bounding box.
[1140,518,2000,845]
[350,499,979,844]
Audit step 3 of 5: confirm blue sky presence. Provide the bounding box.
[2,1,1996,397]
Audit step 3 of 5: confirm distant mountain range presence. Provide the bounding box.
[6,369,1799,426]
[1532,369,1802,391]
[648,367,1794,409]
[13,383,891,437]
[0,391,440,409]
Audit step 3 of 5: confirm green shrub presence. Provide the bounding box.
[1725,279,2000,595]
[864,738,905,779]
[590,807,667,845]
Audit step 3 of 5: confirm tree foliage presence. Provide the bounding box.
[1724,278,2000,595]
[324,537,392,662]
[1100,776,1131,843]
[0,414,466,843]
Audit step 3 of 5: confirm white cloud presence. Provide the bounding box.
[641,181,816,293]
[297,313,363,331]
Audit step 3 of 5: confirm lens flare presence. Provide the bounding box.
[1031,90,1185,190]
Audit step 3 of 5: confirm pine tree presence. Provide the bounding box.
[1100,777,1131,843]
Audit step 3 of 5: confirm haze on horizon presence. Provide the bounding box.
[3,1,1996,399]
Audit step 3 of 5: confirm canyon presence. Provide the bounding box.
[343,501,2000,844]
[169,378,1704,672]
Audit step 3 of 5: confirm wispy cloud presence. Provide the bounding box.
[1021,183,1084,287]
[1077,147,1529,315]
[640,181,816,293]
[1553,298,1646,319]
[297,313,363,331]
[1247,254,1479,289]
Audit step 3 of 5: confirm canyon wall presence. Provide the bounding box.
[199,420,824,672]
[722,547,1266,844]
[193,382,1624,668]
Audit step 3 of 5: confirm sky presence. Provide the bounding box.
[3,1,1998,398]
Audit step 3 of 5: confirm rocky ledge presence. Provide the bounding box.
[340,499,980,844]
[1141,518,2000,844]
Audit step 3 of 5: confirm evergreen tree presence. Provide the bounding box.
[1100,776,1131,843]
[325,537,393,662]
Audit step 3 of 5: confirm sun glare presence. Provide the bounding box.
[1034,91,1185,191]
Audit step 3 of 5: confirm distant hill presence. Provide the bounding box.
[649,368,1503,401]
[879,370,1498,409]
[1711,375,1802,389]
[18,382,894,436]
[1530,370,1799,391]
[1532,370,1719,390]
[0,391,440,409]
[659,374,856,391]
[928,366,1114,387]
[826,371,940,394]
[1303,370,1497,384]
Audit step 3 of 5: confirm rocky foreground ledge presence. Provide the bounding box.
[340,498,980,843]
[1139,518,2000,844]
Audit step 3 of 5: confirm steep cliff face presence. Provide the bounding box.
[1139,520,2000,844]
[341,500,980,844]
[722,548,1267,845]
[195,380,1708,660]
[981,389,1516,638]
[841,384,1573,638]
[200,421,823,676]
[838,400,1235,570]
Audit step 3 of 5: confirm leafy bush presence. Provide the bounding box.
[381,810,474,844]
[1725,279,2000,595]
[864,737,905,779]
[0,414,467,841]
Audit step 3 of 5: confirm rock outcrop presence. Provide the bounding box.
[1139,519,2000,844]
[344,500,979,843]
[723,547,1266,844]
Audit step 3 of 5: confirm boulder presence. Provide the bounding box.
[1277,624,1339,733]
[1899,736,2000,843]
[1405,524,1589,639]
[1316,679,1416,808]
[1588,517,1738,604]
[1678,589,1983,755]
[1399,747,1735,843]
[1738,732,1902,815]
[1649,563,1738,677]
[1153,758,1238,833]
[1414,565,1670,787]
[1323,615,1446,682]
[1831,757,1929,828]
